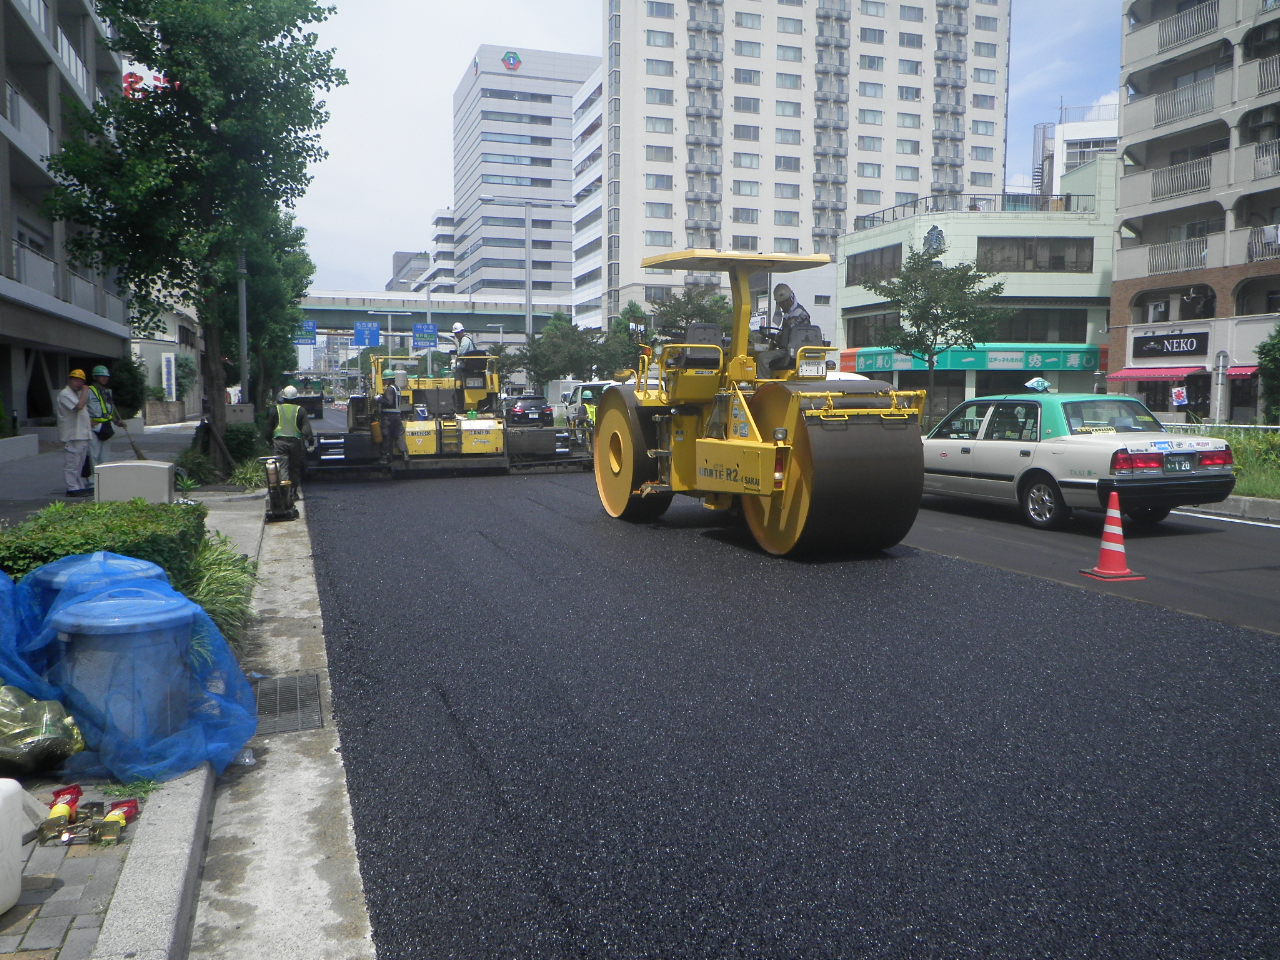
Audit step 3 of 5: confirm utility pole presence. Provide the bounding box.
[237,249,249,406]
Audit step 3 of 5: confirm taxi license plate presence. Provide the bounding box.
[799,360,825,377]
[1164,453,1193,472]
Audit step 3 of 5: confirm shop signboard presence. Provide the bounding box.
[1133,331,1208,357]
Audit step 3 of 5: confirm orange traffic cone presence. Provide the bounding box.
[1080,491,1145,582]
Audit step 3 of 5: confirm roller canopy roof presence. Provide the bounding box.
[640,250,832,273]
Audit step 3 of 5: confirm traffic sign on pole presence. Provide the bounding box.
[353,320,381,347]
[294,320,318,346]
[413,322,438,349]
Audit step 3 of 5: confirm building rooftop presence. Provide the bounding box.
[852,192,1099,232]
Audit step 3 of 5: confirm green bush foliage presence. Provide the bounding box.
[176,533,257,653]
[174,449,219,486]
[224,423,267,463]
[0,499,207,581]
[105,353,148,421]
[1193,428,1280,499]
[228,458,266,491]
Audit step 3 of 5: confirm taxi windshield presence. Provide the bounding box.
[1061,398,1164,435]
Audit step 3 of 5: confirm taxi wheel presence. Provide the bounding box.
[1020,474,1071,530]
[1125,506,1171,526]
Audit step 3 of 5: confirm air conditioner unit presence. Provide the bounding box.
[1146,300,1169,323]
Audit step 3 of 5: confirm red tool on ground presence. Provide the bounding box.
[1080,491,1146,582]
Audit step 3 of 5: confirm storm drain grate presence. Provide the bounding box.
[254,673,324,735]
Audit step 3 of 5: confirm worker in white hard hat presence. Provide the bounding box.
[265,384,313,498]
[452,321,479,376]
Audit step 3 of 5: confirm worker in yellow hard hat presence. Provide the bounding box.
[56,369,93,497]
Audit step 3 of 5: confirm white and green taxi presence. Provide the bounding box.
[923,393,1235,528]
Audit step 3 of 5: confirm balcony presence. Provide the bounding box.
[685,134,722,146]
[1243,225,1280,261]
[1239,53,1280,101]
[815,4,851,20]
[814,116,849,129]
[685,189,720,202]
[814,89,849,103]
[3,84,53,162]
[687,17,723,32]
[69,270,97,312]
[1124,1,1219,68]
[1248,137,1280,180]
[813,172,847,183]
[685,105,721,118]
[936,17,968,35]
[1114,233,1225,280]
[684,273,722,286]
[56,28,88,92]
[816,34,851,48]
[684,218,719,231]
[687,47,723,62]
[1123,72,1230,138]
[1118,152,1226,210]
[686,77,723,90]
[814,143,845,156]
[934,47,967,62]
[685,161,722,175]
[12,243,57,297]
[933,102,965,114]
[813,198,848,211]
[931,155,963,168]
[815,62,845,75]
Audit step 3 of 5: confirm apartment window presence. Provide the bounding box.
[897,112,921,128]
[845,243,902,285]
[731,235,759,251]
[778,44,803,62]
[860,55,885,70]
[898,59,922,75]
[778,17,803,33]
[856,188,882,204]
[775,210,800,226]
[859,109,884,124]
[646,144,674,161]
[777,128,801,144]
[735,40,762,57]
[970,171,994,186]
[899,5,924,21]
[734,96,761,113]
[776,155,801,171]
[646,116,674,133]
[775,238,800,253]
[972,119,995,135]
[777,72,802,89]
[733,152,760,168]
[778,0,803,5]
[860,1,886,14]
[975,15,998,30]
[972,94,997,109]
[896,165,919,181]
[776,182,801,198]
[645,202,673,218]
[731,207,759,223]
[976,237,1094,273]
[647,30,675,47]
[645,173,674,189]
[777,100,802,117]
[898,85,922,101]
[899,32,923,48]
[974,41,997,57]
[858,81,884,99]
[733,180,761,196]
[645,230,674,246]
[646,59,675,76]
[858,162,883,177]
[735,11,762,27]
[894,191,919,205]
[973,68,997,84]
[971,145,994,161]
[862,28,885,44]
[733,124,760,140]
[647,87,674,105]
[645,285,672,302]
[646,1,675,16]
[735,68,761,84]
[896,139,920,154]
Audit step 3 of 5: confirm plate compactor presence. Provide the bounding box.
[593,250,926,556]
[260,455,299,522]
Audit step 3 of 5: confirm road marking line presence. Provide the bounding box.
[1174,511,1280,529]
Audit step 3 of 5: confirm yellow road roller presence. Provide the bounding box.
[593,251,926,556]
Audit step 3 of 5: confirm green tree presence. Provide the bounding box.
[44,0,344,470]
[517,312,598,385]
[593,316,646,381]
[174,354,198,402]
[108,353,149,420]
[648,289,732,343]
[861,245,1007,416]
[1258,322,1280,424]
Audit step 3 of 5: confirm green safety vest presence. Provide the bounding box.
[273,403,303,439]
[88,384,115,423]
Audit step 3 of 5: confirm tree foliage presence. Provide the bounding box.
[648,289,732,342]
[44,0,344,467]
[1258,322,1280,424]
[108,353,149,420]
[516,312,600,385]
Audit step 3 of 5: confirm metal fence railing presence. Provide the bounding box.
[1157,0,1218,52]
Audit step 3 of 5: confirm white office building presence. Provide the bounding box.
[571,66,606,327]
[596,0,1011,324]
[450,44,599,338]
[1032,102,1120,196]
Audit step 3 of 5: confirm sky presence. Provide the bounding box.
[292,0,1122,292]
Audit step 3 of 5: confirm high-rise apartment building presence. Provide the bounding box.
[1,0,130,427]
[450,45,599,329]
[598,0,1010,323]
[571,67,606,327]
[1110,0,1278,421]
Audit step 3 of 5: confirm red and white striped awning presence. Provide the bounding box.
[1105,366,1206,381]
[1227,365,1259,378]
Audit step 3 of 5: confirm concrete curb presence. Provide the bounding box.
[1176,494,1280,523]
[89,763,214,960]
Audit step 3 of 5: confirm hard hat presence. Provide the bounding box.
[451,322,465,334]
[69,369,87,380]
[280,385,299,400]
[382,369,396,379]
[92,365,110,377]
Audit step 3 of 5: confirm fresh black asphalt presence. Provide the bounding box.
[306,471,1279,960]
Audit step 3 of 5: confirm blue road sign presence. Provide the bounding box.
[413,322,438,349]
[294,320,317,346]
[353,320,381,347]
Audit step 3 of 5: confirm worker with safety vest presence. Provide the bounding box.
[86,364,125,467]
[265,385,313,495]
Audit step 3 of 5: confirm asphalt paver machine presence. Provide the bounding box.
[593,250,926,556]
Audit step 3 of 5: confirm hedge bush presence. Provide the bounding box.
[224,423,267,464]
[0,499,207,581]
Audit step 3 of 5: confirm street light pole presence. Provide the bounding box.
[367,310,413,358]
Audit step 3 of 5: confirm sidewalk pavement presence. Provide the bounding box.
[0,422,374,960]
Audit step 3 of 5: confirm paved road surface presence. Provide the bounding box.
[307,471,1278,960]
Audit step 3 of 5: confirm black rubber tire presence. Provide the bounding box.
[1125,506,1171,526]
[1020,474,1071,529]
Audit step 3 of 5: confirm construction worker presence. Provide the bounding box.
[378,370,407,463]
[57,369,93,497]
[265,385,313,496]
[85,364,125,467]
